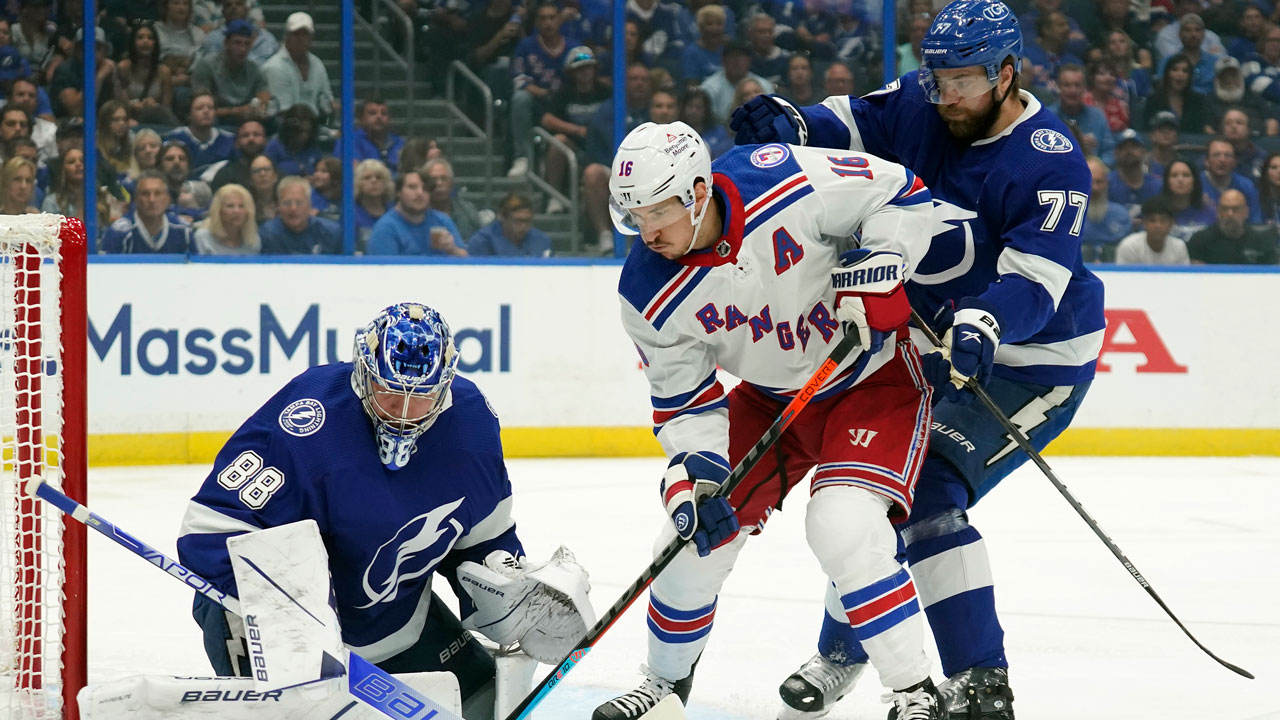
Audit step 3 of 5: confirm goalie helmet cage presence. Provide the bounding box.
[0,215,87,720]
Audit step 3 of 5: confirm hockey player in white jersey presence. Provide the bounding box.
[730,0,1105,717]
[594,121,944,720]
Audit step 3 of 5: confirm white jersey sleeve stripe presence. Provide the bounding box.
[820,96,864,151]
[453,494,515,550]
[179,500,262,538]
[995,247,1071,309]
[996,328,1106,368]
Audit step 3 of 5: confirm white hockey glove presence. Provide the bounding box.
[456,547,595,664]
[830,249,911,355]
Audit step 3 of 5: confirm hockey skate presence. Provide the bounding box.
[938,667,1014,719]
[777,653,867,718]
[592,664,695,720]
[883,677,946,720]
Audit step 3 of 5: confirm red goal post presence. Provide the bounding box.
[1,215,87,719]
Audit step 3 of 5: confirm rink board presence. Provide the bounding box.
[76,261,1280,464]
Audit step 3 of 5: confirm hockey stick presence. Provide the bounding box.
[910,309,1254,680]
[503,329,865,720]
[24,479,471,720]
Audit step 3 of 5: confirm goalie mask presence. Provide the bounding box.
[352,303,458,470]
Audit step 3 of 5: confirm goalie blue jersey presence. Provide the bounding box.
[176,363,523,663]
[801,72,1106,386]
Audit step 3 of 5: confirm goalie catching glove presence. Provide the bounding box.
[662,451,739,557]
[830,249,911,355]
[455,546,595,664]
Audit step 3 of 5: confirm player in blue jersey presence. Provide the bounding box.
[730,1,1105,717]
[176,303,592,718]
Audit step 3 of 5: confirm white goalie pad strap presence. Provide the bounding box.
[76,672,461,719]
[227,520,347,691]
[457,546,595,664]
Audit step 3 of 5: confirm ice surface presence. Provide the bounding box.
[86,457,1279,719]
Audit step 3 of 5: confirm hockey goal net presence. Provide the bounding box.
[0,215,87,719]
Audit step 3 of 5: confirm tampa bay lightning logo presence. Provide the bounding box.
[1030,129,1074,154]
[278,398,325,437]
[750,144,790,168]
[358,498,465,608]
[982,2,1010,20]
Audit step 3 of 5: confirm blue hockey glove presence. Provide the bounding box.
[729,95,809,146]
[922,298,1002,404]
[661,452,739,557]
[830,249,910,356]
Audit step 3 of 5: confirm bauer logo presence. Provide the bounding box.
[751,144,790,168]
[279,398,325,437]
[1030,129,1074,154]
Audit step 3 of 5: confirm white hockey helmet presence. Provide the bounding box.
[608,121,713,251]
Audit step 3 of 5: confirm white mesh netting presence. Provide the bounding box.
[0,215,69,719]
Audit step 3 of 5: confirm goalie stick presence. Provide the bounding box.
[24,479,471,720]
[910,309,1255,680]
[503,329,866,720]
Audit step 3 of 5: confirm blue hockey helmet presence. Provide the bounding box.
[352,303,458,470]
[918,0,1023,104]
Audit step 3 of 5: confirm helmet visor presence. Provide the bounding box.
[608,195,691,236]
[920,68,998,104]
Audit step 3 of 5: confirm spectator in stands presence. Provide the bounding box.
[823,61,856,97]
[100,171,194,253]
[830,4,879,77]
[586,61,652,165]
[679,87,729,159]
[1243,25,1280,108]
[467,192,552,257]
[10,0,55,70]
[4,78,56,163]
[508,1,576,178]
[1256,152,1280,226]
[1104,29,1153,104]
[118,21,180,126]
[747,13,789,86]
[194,0,266,31]
[681,4,728,86]
[259,175,341,254]
[160,140,194,197]
[166,92,236,174]
[309,155,341,221]
[0,106,28,148]
[367,169,468,256]
[1052,64,1115,165]
[192,20,272,125]
[1155,0,1226,63]
[156,0,206,89]
[175,179,213,224]
[425,157,489,241]
[247,154,278,223]
[1202,137,1263,222]
[41,147,85,219]
[210,119,267,190]
[353,98,405,170]
[1188,188,1278,263]
[1109,129,1161,223]
[650,88,679,124]
[1144,54,1214,132]
[50,27,123,119]
[0,156,38,215]
[194,182,260,254]
[1207,57,1277,137]
[702,42,774,123]
[1161,159,1218,238]
[1083,0,1151,59]
[262,12,335,125]
[465,0,523,98]
[1157,14,1222,96]
[1082,157,1133,260]
[897,13,932,76]
[1226,4,1268,61]
[1115,197,1190,265]
[354,158,394,249]
[627,0,685,72]
[1147,111,1181,178]
[541,46,610,209]
[1221,109,1267,179]
[1024,11,1083,100]
[45,1,88,83]
[1019,0,1088,57]
[397,138,442,179]
[1083,61,1128,133]
[778,53,817,107]
[266,104,325,177]
[197,0,278,65]
[97,101,134,179]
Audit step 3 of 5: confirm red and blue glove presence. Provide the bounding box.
[830,249,911,356]
[661,451,739,557]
